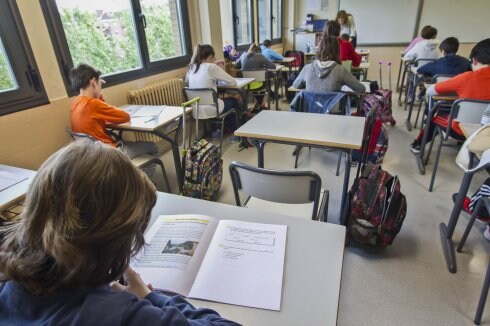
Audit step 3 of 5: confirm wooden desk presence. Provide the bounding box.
[149,192,346,326]
[0,165,35,212]
[268,65,284,111]
[352,62,370,81]
[108,105,192,193]
[218,77,255,112]
[234,110,364,223]
[356,49,370,62]
[460,123,482,138]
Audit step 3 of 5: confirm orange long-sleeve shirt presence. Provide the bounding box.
[70,96,130,146]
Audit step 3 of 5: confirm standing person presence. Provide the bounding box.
[336,10,357,48]
[323,20,361,67]
[69,63,158,159]
[292,35,365,93]
[0,140,240,325]
[186,44,240,131]
[260,39,284,61]
[236,43,276,110]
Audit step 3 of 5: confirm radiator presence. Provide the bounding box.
[127,78,185,142]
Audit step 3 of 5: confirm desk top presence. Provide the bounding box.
[268,64,284,72]
[0,165,35,212]
[217,78,255,89]
[108,105,191,132]
[460,122,482,138]
[235,110,364,149]
[273,57,295,64]
[356,49,370,56]
[352,62,370,70]
[149,192,346,326]
[288,81,371,93]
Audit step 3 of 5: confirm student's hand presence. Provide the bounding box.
[110,266,152,299]
[99,94,105,102]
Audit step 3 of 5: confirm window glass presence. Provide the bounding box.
[0,38,18,93]
[55,0,142,76]
[140,0,185,62]
[258,0,270,43]
[272,0,281,39]
[220,1,234,47]
[234,0,252,47]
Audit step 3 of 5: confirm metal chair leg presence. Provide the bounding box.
[457,200,485,252]
[475,260,490,325]
[424,127,439,166]
[414,100,424,129]
[428,130,444,192]
[155,160,172,193]
[294,145,302,168]
[219,119,225,157]
[336,151,342,176]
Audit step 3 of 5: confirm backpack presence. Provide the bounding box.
[362,92,395,126]
[347,164,407,246]
[284,50,304,70]
[182,139,223,200]
[352,119,389,164]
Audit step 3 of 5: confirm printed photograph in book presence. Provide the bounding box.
[162,240,199,256]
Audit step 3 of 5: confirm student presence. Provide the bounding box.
[292,35,365,93]
[0,140,239,325]
[417,37,471,77]
[404,25,433,55]
[336,10,357,48]
[236,43,276,109]
[409,38,490,153]
[260,39,284,61]
[403,26,439,65]
[340,34,350,42]
[186,44,240,130]
[323,20,361,67]
[69,64,158,159]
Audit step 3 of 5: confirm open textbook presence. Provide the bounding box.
[133,215,287,311]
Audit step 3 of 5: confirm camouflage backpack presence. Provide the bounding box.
[182,139,223,200]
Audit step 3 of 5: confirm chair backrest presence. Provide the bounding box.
[341,60,352,71]
[432,74,454,83]
[453,99,490,124]
[456,124,490,172]
[183,88,219,118]
[241,69,268,82]
[292,91,351,115]
[229,161,322,220]
[414,58,436,67]
[65,128,97,141]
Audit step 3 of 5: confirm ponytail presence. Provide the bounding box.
[189,44,215,74]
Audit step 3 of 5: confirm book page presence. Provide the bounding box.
[189,220,287,311]
[133,215,218,296]
[124,105,164,117]
[0,171,29,192]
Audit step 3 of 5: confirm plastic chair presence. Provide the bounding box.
[229,161,329,222]
[426,99,490,191]
[457,197,490,325]
[241,69,272,109]
[65,128,171,192]
[398,58,435,107]
[183,88,239,156]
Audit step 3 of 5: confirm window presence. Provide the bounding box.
[220,0,254,51]
[258,0,282,44]
[41,0,192,94]
[0,1,48,115]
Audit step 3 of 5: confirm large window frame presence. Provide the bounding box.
[257,0,282,45]
[0,1,48,116]
[232,0,255,51]
[41,0,193,95]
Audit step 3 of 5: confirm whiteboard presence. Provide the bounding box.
[419,0,490,43]
[338,0,421,44]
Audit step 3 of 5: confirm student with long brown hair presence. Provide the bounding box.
[323,20,361,67]
[0,140,239,325]
[292,35,365,93]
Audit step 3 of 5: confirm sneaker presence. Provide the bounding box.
[409,143,420,154]
[484,225,490,241]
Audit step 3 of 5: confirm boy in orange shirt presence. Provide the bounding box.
[409,38,490,153]
[69,64,158,159]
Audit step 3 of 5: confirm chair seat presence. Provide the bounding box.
[245,189,326,220]
[130,154,158,168]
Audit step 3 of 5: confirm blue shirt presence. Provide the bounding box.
[417,53,471,77]
[260,46,284,61]
[0,281,241,325]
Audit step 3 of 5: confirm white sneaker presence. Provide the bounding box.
[483,225,490,241]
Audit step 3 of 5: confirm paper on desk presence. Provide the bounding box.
[0,171,29,192]
[341,81,371,93]
[126,105,164,117]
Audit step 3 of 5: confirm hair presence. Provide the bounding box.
[247,43,261,57]
[470,38,490,65]
[439,37,459,54]
[323,20,341,37]
[340,33,350,41]
[421,26,438,39]
[0,140,157,295]
[316,35,341,63]
[336,10,349,24]
[262,39,272,47]
[69,64,101,91]
[189,44,215,73]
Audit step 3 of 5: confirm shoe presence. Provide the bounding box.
[484,225,490,241]
[409,143,420,154]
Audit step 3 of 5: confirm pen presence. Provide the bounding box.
[144,117,157,123]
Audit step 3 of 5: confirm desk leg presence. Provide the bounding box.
[340,150,352,225]
[257,141,266,168]
[440,172,473,273]
[275,74,279,111]
[416,98,433,175]
[396,58,403,92]
[154,130,183,193]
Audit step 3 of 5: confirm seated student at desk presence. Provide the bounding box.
[404,25,433,55]
[0,140,239,325]
[69,64,158,159]
[186,44,241,131]
[409,38,490,153]
[417,37,471,77]
[323,21,361,67]
[292,35,365,93]
[403,26,439,68]
[260,39,284,61]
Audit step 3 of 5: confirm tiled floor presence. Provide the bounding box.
[157,90,490,325]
